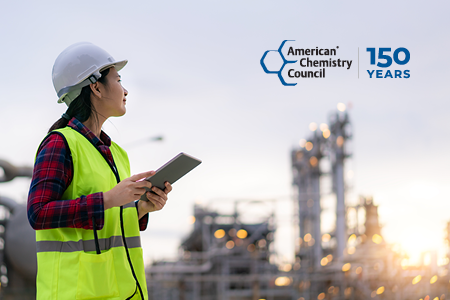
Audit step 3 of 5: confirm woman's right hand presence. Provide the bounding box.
[103,171,155,210]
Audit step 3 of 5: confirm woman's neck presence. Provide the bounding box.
[82,115,106,138]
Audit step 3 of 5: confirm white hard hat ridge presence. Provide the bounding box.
[52,42,128,106]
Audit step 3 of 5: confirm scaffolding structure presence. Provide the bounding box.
[147,202,298,300]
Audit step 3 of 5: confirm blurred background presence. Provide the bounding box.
[0,0,449,299]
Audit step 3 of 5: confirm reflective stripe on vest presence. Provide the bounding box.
[35,127,148,300]
[37,236,141,253]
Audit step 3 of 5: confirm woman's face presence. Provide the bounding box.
[98,67,128,117]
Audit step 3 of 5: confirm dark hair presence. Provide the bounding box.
[48,68,111,133]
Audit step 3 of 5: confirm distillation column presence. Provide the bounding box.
[330,111,350,261]
[292,130,324,269]
[310,131,323,269]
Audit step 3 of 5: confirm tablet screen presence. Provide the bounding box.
[139,152,202,201]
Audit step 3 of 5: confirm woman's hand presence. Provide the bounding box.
[137,182,172,218]
[103,171,155,210]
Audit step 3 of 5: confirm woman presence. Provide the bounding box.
[27,42,170,300]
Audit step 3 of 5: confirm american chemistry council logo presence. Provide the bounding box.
[261,40,410,85]
[261,40,352,86]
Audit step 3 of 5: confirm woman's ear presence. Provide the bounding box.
[90,82,102,98]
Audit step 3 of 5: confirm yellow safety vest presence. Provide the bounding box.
[35,127,148,300]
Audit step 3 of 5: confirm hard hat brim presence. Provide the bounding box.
[97,59,128,74]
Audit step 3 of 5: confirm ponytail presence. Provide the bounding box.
[48,117,70,133]
[48,68,111,133]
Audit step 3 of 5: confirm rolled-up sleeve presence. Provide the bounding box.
[135,202,149,231]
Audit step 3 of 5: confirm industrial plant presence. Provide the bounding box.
[0,106,449,299]
[145,106,450,300]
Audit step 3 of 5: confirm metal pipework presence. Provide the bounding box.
[0,160,33,183]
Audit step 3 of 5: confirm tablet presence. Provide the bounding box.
[139,152,202,201]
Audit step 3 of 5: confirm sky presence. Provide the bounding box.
[0,0,449,266]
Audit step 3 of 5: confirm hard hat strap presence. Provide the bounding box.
[87,74,98,84]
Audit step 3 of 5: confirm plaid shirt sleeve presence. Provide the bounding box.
[27,132,105,230]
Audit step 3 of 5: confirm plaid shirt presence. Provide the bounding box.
[27,117,149,231]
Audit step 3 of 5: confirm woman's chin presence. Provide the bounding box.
[111,109,126,117]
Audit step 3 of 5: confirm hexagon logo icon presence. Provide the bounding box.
[261,40,297,86]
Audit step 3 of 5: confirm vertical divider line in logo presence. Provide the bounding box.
[358,47,359,79]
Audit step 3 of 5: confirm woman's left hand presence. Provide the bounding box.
[138,182,172,217]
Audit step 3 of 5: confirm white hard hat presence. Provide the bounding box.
[52,42,128,106]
